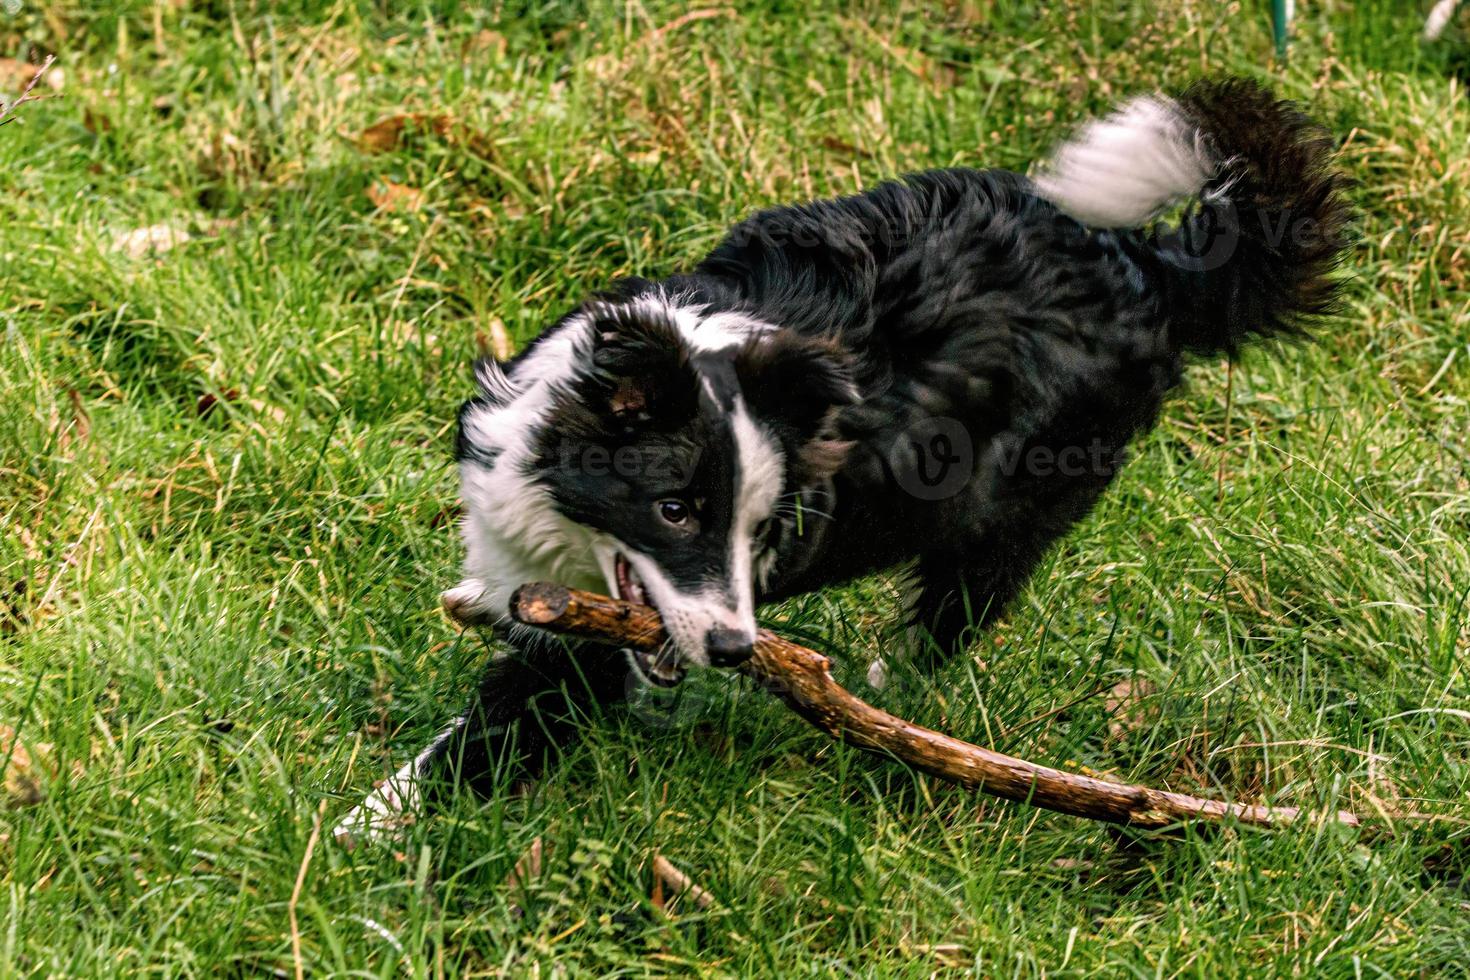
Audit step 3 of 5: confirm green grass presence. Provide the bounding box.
[2,1,1468,975]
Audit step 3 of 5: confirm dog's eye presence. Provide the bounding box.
[657,499,690,527]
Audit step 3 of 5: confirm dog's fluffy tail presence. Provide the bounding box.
[1033,77,1352,356]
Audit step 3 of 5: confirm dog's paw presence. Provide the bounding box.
[441,579,495,625]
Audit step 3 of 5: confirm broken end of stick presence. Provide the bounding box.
[508,583,670,651]
[509,582,573,625]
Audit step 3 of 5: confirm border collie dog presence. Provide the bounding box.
[337,78,1349,840]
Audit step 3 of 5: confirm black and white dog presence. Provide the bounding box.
[337,78,1349,840]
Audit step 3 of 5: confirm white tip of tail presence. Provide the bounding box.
[1032,95,1215,228]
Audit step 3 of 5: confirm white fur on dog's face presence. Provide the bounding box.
[450,292,787,674]
[589,393,784,673]
[447,314,607,630]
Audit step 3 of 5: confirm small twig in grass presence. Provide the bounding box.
[290,801,327,980]
[642,9,735,47]
[588,9,735,82]
[385,213,444,328]
[996,680,1115,741]
[652,854,716,912]
[0,56,57,128]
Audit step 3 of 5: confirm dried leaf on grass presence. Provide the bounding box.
[355,113,450,153]
[56,389,90,453]
[503,837,547,918]
[2,725,54,808]
[242,396,288,426]
[112,213,243,259]
[366,179,424,212]
[504,837,544,891]
[195,389,240,420]
[465,30,508,58]
[651,854,716,913]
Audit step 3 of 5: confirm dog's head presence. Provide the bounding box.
[459,295,856,683]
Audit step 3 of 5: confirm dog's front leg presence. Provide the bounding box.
[333,636,632,846]
[867,548,1037,689]
[333,714,467,845]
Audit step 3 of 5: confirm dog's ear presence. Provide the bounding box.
[737,333,858,484]
[737,332,859,432]
[579,305,697,430]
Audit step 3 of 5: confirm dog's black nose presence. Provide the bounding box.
[705,628,754,667]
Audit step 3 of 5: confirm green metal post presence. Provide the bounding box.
[1272,0,1289,59]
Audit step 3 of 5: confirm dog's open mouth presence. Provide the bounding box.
[614,553,685,688]
[613,552,648,606]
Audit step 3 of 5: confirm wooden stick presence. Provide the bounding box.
[506,583,1362,831]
